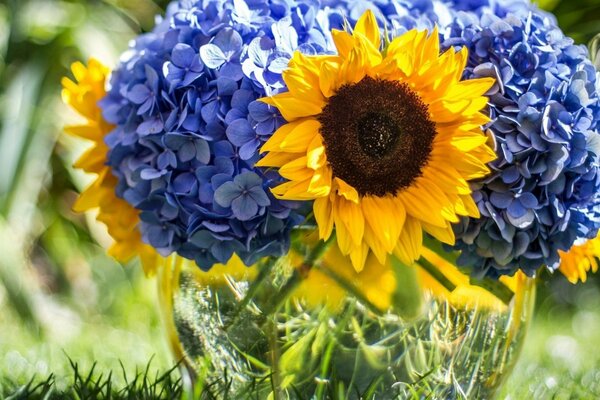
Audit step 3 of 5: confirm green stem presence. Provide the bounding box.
[416,257,457,293]
[390,256,425,320]
[418,254,515,305]
[225,257,276,332]
[312,264,383,314]
[469,277,515,305]
[262,235,336,316]
[267,317,282,400]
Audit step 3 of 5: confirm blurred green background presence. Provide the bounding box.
[0,0,599,398]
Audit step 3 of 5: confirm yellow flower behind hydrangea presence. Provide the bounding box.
[258,11,496,272]
[62,59,159,274]
[558,234,600,283]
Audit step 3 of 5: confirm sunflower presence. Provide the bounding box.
[62,59,159,274]
[258,11,496,271]
[558,235,600,284]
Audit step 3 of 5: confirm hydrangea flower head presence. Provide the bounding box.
[445,9,600,278]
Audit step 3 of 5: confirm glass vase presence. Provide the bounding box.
[157,236,535,399]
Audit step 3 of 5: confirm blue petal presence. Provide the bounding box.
[210,241,237,264]
[507,200,527,218]
[492,240,512,264]
[200,43,226,69]
[217,77,238,97]
[231,195,258,221]
[246,36,272,68]
[231,89,254,111]
[220,62,244,81]
[213,28,243,57]
[202,221,230,233]
[140,168,166,180]
[248,100,273,122]
[214,181,241,207]
[214,141,234,157]
[195,139,211,164]
[178,141,196,162]
[189,230,216,248]
[518,192,538,209]
[144,64,159,92]
[507,208,535,229]
[127,84,150,104]
[182,70,203,86]
[214,156,234,176]
[256,119,275,135]
[136,118,164,136]
[201,101,220,124]
[490,192,513,209]
[172,43,196,68]
[268,56,291,74]
[248,186,271,207]
[147,225,175,249]
[165,64,184,84]
[501,166,521,184]
[173,172,197,194]
[226,119,254,146]
[239,138,260,160]
[199,183,214,204]
[235,172,263,190]
[157,150,177,170]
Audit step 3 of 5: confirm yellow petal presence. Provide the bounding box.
[260,121,299,153]
[422,222,456,245]
[332,29,354,58]
[361,196,405,252]
[363,223,390,265]
[279,119,321,152]
[255,151,298,168]
[319,60,341,98]
[314,196,334,240]
[446,77,495,100]
[74,184,102,212]
[354,10,380,51]
[279,156,314,181]
[306,134,327,170]
[418,26,440,67]
[334,195,364,247]
[349,242,370,272]
[394,217,423,265]
[334,177,359,204]
[270,179,315,200]
[308,166,333,197]
[65,124,103,141]
[261,92,324,121]
[399,185,449,228]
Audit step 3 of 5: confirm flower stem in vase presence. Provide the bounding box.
[262,235,336,316]
[390,256,426,320]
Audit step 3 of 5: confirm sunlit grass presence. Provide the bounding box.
[0,257,171,389]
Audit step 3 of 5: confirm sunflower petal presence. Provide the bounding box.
[354,10,380,51]
[314,196,334,240]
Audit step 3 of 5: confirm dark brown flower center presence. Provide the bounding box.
[318,76,437,197]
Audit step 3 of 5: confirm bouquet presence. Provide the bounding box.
[62,0,600,397]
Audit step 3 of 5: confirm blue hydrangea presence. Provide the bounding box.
[443,10,600,278]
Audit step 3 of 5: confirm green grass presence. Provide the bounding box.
[0,360,182,400]
[2,278,600,399]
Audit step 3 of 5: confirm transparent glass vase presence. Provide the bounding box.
[157,235,535,400]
